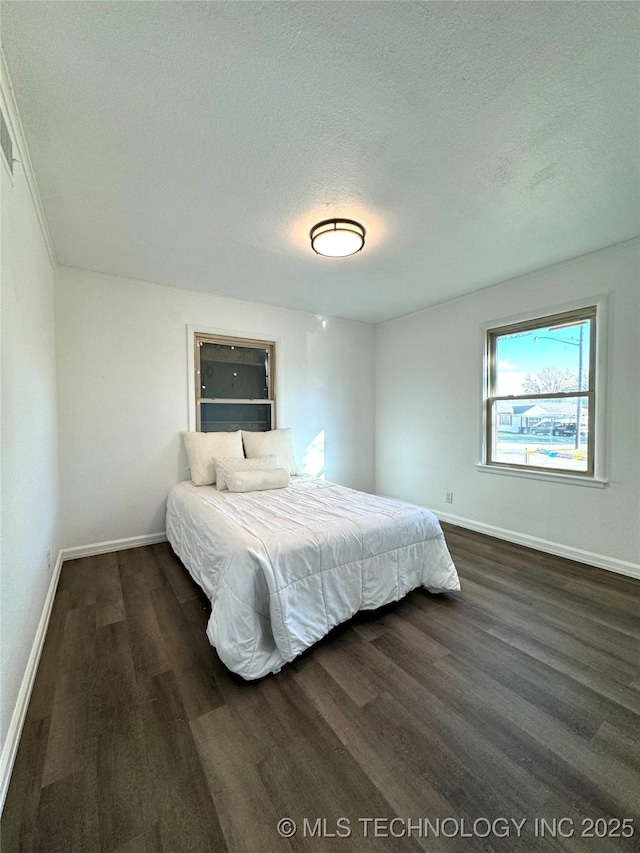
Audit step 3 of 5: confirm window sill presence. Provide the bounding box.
[476,463,608,488]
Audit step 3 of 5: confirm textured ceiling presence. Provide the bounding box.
[1,1,638,323]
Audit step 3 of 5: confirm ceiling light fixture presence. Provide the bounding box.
[310,218,366,258]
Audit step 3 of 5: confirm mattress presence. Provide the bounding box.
[166,475,460,679]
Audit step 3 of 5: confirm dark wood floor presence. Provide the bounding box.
[2,524,640,852]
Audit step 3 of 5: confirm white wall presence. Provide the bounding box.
[375,240,640,574]
[55,267,375,549]
[0,73,60,776]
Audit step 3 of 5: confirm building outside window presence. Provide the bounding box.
[485,307,596,476]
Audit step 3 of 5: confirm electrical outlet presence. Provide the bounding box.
[47,547,52,571]
[445,492,454,504]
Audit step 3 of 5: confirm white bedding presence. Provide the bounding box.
[166,475,460,680]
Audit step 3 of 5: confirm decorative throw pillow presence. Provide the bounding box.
[241,428,301,476]
[181,431,244,486]
[226,468,291,493]
[214,454,278,491]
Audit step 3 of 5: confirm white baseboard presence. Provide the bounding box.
[0,550,64,814]
[61,531,167,561]
[436,510,640,580]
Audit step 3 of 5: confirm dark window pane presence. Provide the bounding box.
[200,402,272,433]
[200,343,269,399]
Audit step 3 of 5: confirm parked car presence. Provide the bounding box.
[529,420,587,437]
[553,422,588,437]
[530,420,557,435]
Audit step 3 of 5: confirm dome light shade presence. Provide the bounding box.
[310,219,365,257]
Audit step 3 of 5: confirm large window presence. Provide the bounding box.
[194,333,275,432]
[485,307,596,476]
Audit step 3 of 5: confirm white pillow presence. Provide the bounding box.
[241,428,301,476]
[214,454,277,491]
[182,431,244,486]
[226,468,291,493]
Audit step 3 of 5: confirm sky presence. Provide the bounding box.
[495,320,591,396]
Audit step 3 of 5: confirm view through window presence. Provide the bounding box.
[486,307,596,475]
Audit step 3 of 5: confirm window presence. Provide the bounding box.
[485,307,596,476]
[194,333,275,432]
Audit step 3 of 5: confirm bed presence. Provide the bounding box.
[166,475,460,680]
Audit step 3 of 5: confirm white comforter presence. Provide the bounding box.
[166,476,460,680]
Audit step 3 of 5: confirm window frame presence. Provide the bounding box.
[484,305,598,478]
[192,331,276,433]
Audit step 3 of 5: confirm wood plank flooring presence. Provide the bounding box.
[2,524,639,852]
